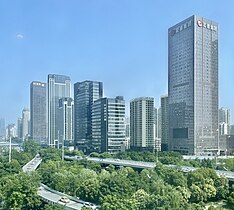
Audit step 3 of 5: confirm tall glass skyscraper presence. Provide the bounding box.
[58,97,74,144]
[161,95,169,151]
[74,81,103,151]
[48,74,71,147]
[168,15,219,155]
[30,81,47,145]
[0,118,5,140]
[92,96,125,153]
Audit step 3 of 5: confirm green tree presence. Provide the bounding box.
[2,172,41,209]
[22,139,39,156]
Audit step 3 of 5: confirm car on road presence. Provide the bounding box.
[59,196,70,203]
[83,202,97,209]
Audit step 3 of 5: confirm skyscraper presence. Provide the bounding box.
[161,95,169,151]
[17,118,22,139]
[22,108,30,140]
[154,107,161,151]
[219,107,231,135]
[0,118,5,140]
[168,15,219,155]
[74,81,103,151]
[92,96,125,153]
[30,81,47,145]
[48,74,71,147]
[58,97,74,145]
[130,97,154,151]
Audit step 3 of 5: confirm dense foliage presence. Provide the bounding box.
[37,149,234,210]
[0,144,234,209]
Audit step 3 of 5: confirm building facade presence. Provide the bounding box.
[74,81,103,151]
[0,118,5,140]
[130,97,154,151]
[58,97,74,145]
[48,74,71,147]
[22,108,30,140]
[168,15,219,155]
[219,107,231,135]
[92,96,125,153]
[154,107,161,151]
[30,81,47,145]
[161,95,169,151]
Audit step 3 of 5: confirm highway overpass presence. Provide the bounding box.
[65,155,234,181]
[23,155,99,210]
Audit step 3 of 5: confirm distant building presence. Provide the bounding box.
[74,81,103,151]
[58,97,74,145]
[168,15,219,155]
[130,97,154,151]
[6,124,17,138]
[92,96,125,153]
[154,107,161,151]
[30,81,47,145]
[124,117,130,150]
[219,108,231,135]
[230,125,234,135]
[48,74,71,147]
[0,118,5,140]
[161,95,169,151]
[17,118,22,139]
[22,108,30,140]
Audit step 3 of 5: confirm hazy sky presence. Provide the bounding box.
[0,0,234,125]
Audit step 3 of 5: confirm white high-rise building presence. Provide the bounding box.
[130,97,154,150]
[48,74,71,147]
[58,97,74,145]
[22,108,30,140]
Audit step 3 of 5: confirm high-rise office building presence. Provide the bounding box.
[48,74,71,146]
[17,118,22,139]
[7,124,17,138]
[0,118,5,140]
[130,97,154,150]
[124,117,130,150]
[168,15,219,155]
[161,95,169,151]
[22,108,30,140]
[219,108,231,125]
[219,108,231,135]
[58,97,74,145]
[92,96,125,153]
[230,125,234,135]
[30,81,47,145]
[154,107,161,151]
[74,81,103,151]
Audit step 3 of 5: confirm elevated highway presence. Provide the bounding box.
[65,155,234,181]
[23,155,99,210]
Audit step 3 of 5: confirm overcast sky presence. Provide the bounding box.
[0,0,234,124]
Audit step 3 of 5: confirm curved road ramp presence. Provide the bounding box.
[22,154,99,210]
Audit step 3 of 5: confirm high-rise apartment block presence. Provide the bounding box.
[74,81,103,151]
[130,97,154,150]
[161,95,169,151]
[30,81,47,145]
[48,74,71,147]
[58,97,74,144]
[92,96,125,153]
[168,15,219,155]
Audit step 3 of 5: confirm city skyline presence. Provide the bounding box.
[1,1,234,124]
